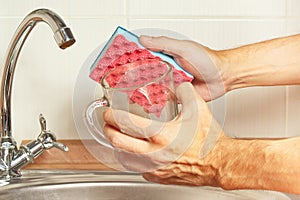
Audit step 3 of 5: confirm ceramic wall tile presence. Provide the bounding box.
[286,86,300,137]
[287,19,300,35]
[224,87,286,138]
[286,19,300,137]
[287,0,300,16]
[128,19,286,49]
[128,0,285,17]
[0,0,126,16]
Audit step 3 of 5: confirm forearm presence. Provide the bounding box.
[218,34,300,91]
[214,136,300,194]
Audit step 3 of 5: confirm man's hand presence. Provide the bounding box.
[102,82,225,185]
[139,36,228,101]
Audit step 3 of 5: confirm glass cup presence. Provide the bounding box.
[85,59,178,149]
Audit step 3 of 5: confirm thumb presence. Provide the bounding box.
[139,35,185,56]
[175,82,206,117]
[176,82,205,105]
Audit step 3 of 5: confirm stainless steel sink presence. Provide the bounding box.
[0,170,292,200]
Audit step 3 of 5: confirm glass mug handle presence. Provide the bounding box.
[85,97,113,148]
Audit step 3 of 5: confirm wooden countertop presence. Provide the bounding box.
[22,140,115,171]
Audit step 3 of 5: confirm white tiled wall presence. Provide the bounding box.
[286,8,300,138]
[0,0,299,144]
[128,0,286,17]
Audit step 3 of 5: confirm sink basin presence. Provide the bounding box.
[0,170,291,200]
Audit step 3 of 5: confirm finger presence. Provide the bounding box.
[176,82,205,111]
[142,172,161,183]
[103,124,151,153]
[143,171,194,185]
[114,151,162,172]
[103,108,165,138]
[142,169,204,185]
[139,35,187,56]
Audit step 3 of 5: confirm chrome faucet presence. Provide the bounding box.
[0,9,75,180]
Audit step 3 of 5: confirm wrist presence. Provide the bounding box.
[210,136,271,190]
[208,49,235,93]
[202,134,233,188]
[214,35,300,90]
[178,133,231,188]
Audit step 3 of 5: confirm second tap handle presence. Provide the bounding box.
[39,113,47,131]
[53,141,69,152]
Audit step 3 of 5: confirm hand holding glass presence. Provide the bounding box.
[85,59,178,148]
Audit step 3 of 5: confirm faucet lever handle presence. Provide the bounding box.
[53,141,69,152]
[39,113,47,131]
[37,114,69,152]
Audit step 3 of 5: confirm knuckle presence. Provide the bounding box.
[110,136,122,148]
[103,109,112,121]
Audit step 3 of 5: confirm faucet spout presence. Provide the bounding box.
[27,9,75,49]
[0,8,75,180]
[0,8,75,139]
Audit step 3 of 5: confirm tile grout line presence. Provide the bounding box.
[2,16,300,20]
[125,0,129,27]
[126,15,287,20]
[285,0,289,137]
[286,86,289,137]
